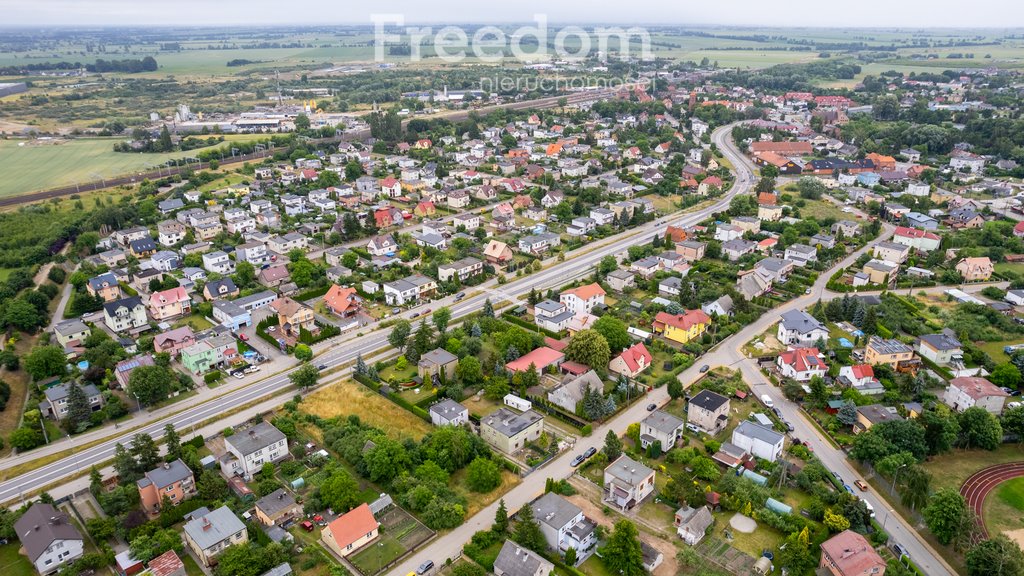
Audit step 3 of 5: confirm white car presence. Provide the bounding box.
[863,499,876,518]
[761,394,774,409]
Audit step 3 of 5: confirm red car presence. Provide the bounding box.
[238,333,249,342]
[300,521,314,532]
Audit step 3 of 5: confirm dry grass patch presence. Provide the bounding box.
[303,379,432,441]
[452,468,520,518]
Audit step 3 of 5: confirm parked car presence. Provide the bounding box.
[892,543,909,560]
[267,326,276,332]
[761,394,774,409]
[699,364,709,373]
[300,521,314,532]
[232,371,245,380]
[686,423,702,434]
[583,447,596,458]
[392,307,401,315]
[455,292,466,301]
[238,333,249,341]
[646,403,657,411]
[784,421,795,432]
[416,560,434,575]
[570,455,585,467]
[244,365,260,374]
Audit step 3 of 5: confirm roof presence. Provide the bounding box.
[148,550,185,576]
[856,404,904,425]
[14,503,83,562]
[205,278,238,295]
[494,540,554,576]
[894,226,940,241]
[269,297,308,319]
[653,309,711,331]
[950,376,1009,399]
[225,422,286,456]
[532,492,582,530]
[104,296,144,316]
[323,285,360,314]
[54,318,89,337]
[848,364,874,379]
[615,343,652,373]
[734,420,784,446]
[820,530,886,576]
[324,504,378,551]
[675,505,714,533]
[429,398,467,419]
[867,336,913,356]
[605,454,654,486]
[779,310,826,335]
[419,348,458,368]
[155,326,195,347]
[919,333,962,351]
[182,506,245,550]
[643,410,685,435]
[137,459,193,490]
[505,346,564,372]
[44,382,100,402]
[255,488,297,517]
[778,347,828,373]
[562,282,606,301]
[690,390,729,412]
[482,408,544,437]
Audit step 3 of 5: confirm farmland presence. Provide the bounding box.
[0,136,258,198]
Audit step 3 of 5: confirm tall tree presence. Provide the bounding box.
[900,466,931,511]
[924,488,968,545]
[604,430,623,462]
[387,320,412,352]
[600,520,645,576]
[564,330,611,374]
[958,407,1003,450]
[130,433,160,472]
[593,316,630,352]
[289,363,319,390]
[493,499,509,534]
[966,535,1024,576]
[113,442,138,483]
[432,307,452,335]
[65,383,91,431]
[128,365,174,407]
[512,502,546,551]
[164,424,182,462]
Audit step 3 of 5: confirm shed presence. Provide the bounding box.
[765,498,792,515]
[741,469,768,486]
[753,556,772,575]
[200,455,217,469]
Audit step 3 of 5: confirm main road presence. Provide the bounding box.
[390,126,956,576]
[0,121,744,505]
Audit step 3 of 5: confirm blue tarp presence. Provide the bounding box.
[838,338,854,348]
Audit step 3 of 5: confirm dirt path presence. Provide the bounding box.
[565,492,680,576]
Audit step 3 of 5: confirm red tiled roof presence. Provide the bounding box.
[820,530,885,576]
[894,226,940,241]
[505,347,565,372]
[850,364,874,379]
[779,347,828,373]
[562,283,606,301]
[653,310,711,332]
[616,343,652,373]
[950,376,1009,400]
[325,503,378,551]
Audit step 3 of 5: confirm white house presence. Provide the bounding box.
[776,310,828,346]
[531,493,597,564]
[731,421,785,462]
[777,347,828,382]
[103,297,148,333]
[15,504,84,575]
[943,377,1009,415]
[220,423,288,481]
[639,410,685,450]
[560,283,606,316]
[428,399,469,426]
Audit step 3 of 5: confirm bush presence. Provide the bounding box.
[204,371,221,384]
[580,424,592,436]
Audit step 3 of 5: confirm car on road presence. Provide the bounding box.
[570,454,585,467]
[317,364,328,371]
[422,308,432,315]
[854,480,869,491]
[760,394,774,409]
[583,447,596,458]
[784,421,795,432]
[646,403,657,411]
[805,288,812,294]
[455,292,466,301]
[392,307,401,315]
[892,543,909,560]
[863,499,875,518]
[410,312,420,319]
[699,364,709,373]
[416,560,434,575]
[238,333,249,341]
[843,484,854,494]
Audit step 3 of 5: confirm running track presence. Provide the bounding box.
[959,462,1024,537]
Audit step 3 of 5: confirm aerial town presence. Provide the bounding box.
[0,8,1023,576]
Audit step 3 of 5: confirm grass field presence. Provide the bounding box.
[0,136,263,199]
[451,467,520,517]
[921,445,1024,493]
[0,543,35,576]
[986,477,1024,535]
[303,379,433,441]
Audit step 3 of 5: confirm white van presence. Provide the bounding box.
[862,499,875,518]
[761,394,774,409]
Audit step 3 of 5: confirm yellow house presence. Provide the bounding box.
[652,310,711,344]
[864,336,915,368]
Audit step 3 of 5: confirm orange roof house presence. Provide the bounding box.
[321,504,379,558]
[758,192,778,205]
[323,285,362,318]
[609,343,653,378]
[546,143,563,156]
[414,201,436,217]
[866,153,896,171]
[506,347,565,374]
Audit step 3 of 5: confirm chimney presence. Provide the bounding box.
[163,463,170,470]
[202,518,212,531]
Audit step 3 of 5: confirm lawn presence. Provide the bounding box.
[996,262,1024,277]
[921,444,1024,492]
[173,314,214,331]
[578,555,617,576]
[303,379,432,441]
[0,138,249,198]
[348,536,406,576]
[181,553,205,576]
[977,339,1024,364]
[713,511,786,559]
[794,198,848,222]
[0,543,34,576]
[986,477,1024,535]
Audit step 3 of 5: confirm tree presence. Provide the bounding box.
[601,520,645,576]
[599,255,618,274]
[23,345,67,380]
[163,424,182,461]
[512,502,546,551]
[289,363,319,390]
[837,403,858,426]
[958,406,1003,450]
[113,442,139,482]
[466,457,502,492]
[901,465,931,511]
[922,407,960,455]
[823,509,851,533]
[364,438,412,483]
[604,430,623,461]
[990,363,1022,390]
[65,383,91,431]
[966,535,1024,576]
[432,307,452,335]
[667,378,683,400]
[482,298,494,317]
[456,356,483,384]
[319,468,360,512]
[808,375,828,406]
[130,527,182,562]
[214,542,289,576]
[128,365,174,406]
[293,343,313,361]
[924,488,968,545]
[8,426,42,451]
[233,261,256,288]
[564,330,611,374]
[388,320,412,351]
[779,527,815,574]
[493,499,509,534]
[1002,405,1024,442]
[294,113,311,131]
[564,547,577,566]
[691,456,720,481]
[593,315,630,353]
[131,433,160,471]
[197,468,229,500]
[4,299,44,332]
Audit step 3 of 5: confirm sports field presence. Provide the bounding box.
[0,135,258,198]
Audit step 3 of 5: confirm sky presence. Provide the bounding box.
[1,0,1023,28]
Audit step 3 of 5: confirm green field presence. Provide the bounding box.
[0,136,259,199]
[0,543,35,576]
[997,477,1024,511]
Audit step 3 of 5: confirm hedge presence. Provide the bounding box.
[501,311,561,339]
[293,284,333,302]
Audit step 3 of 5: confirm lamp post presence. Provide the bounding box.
[891,463,908,494]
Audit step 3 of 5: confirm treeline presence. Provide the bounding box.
[86,57,158,73]
[715,60,862,92]
[226,59,264,67]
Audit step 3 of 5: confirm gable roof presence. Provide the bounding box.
[182,506,245,550]
[643,409,685,435]
[779,309,826,335]
[323,285,360,314]
[15,503,83,562]
[324,503,378,551]
[562,283,606,301]
[653,310,711,331]
[778,347,828,373]
[690,390,729,412]
[148,550,185,576]
[734,420,784,446]
[820,530,886,576]
[493,540,554,576]
[615,343,652,373]
[950,376,1008,399]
